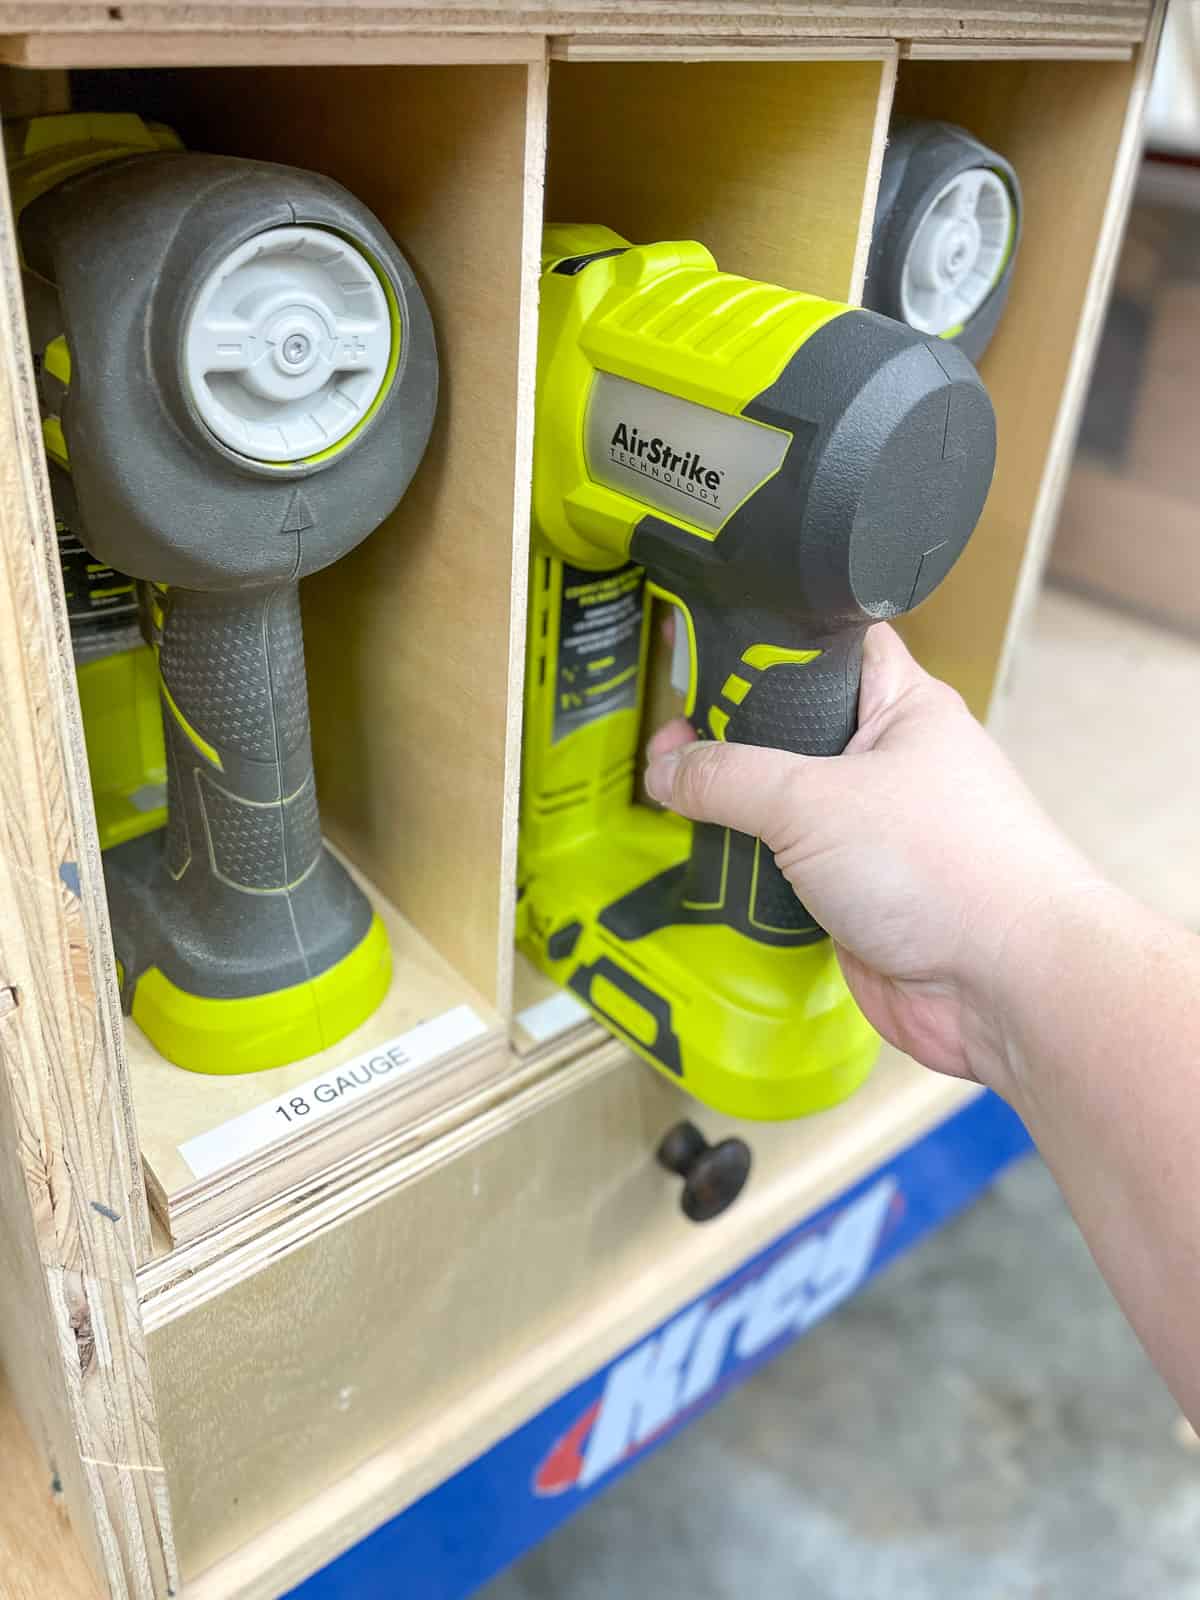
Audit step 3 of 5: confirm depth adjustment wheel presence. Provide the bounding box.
[183,224,394,466]
[865,117,1022,365]
[899,167,1013,339]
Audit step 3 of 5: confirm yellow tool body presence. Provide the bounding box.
[519,225,996,1119]
[12,112,437,1074]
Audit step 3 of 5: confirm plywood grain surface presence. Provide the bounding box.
[0,1369,102,1600]
[154,1040,975,1591]
[0,94,175,1597]
[0,2,1156,57]
[548,57,886,302]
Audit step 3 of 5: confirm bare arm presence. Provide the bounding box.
[645,624,1200,1422]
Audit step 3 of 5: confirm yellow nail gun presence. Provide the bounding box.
[518,225,996,1120]
[12,112,438,1074]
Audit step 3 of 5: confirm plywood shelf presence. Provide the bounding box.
[132,863,506,1248]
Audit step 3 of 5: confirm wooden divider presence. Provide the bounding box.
[891,57,1140,715]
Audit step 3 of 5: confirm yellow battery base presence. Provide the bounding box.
[518,807,879,1120]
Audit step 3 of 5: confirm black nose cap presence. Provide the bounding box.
[746,309,996,624]
[850,339,997,618]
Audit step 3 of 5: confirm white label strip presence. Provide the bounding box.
[178,1004,489,1180]
[517,990,591,1043]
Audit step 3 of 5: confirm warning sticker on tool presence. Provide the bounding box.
[552,561,645,745]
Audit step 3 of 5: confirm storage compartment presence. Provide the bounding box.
[510,53,897,1069]
[9,62,545,1247]
[887,56,1143,714]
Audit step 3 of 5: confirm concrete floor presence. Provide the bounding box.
[484,589,1200,1600]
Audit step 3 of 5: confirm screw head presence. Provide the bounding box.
[282,333,312,366]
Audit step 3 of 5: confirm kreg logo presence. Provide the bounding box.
[534,1176,901,1497]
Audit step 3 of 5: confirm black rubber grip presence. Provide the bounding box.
[722,632,862,760]
[673,625,863,943]
[718,629,862,936]
[158,583,321,897]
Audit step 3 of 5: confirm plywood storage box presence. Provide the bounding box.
[0,4,1163,1597]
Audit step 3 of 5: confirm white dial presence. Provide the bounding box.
[899,167,1013,338]
[183,224,392,464]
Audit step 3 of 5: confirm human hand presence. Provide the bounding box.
[644,624,1103,1095]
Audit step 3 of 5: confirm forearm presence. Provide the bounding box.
[984,885,1200,1421]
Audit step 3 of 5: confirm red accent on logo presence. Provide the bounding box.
[533,1399,601,1495]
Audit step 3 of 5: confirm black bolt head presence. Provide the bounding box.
[657,1120,752,1223]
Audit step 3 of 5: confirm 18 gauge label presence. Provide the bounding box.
[177,1005,489,1179]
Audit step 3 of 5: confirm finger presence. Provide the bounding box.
[660,607,676,647]
[647,717,696,762]
[645,737,814,844]
[853,623,930,745]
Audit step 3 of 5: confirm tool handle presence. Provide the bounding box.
[680,611,865,944]
[156,583,322,895]
[716,629,863,761]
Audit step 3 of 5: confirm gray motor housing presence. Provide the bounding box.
[864,117,1022,367]
[21,150,438,589]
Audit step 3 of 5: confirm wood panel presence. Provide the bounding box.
[147,1037,973,1585]
[891,56,1143,715]
[0,103,174,1596]
[902,39,1134,57]
[0,1368,103,1600]
[133,61,546,1010]
[547,56,889,300]
[0,2,1156,59]
[0,30,545,64]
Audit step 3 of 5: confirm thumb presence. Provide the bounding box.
[645,736,820,847]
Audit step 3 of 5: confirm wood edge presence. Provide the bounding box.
[0,81,152,1263]
[135,1041,607,1319]
[550,35,899,61]
[0,98,173,1597]
[848,46,898,302]
[987,0,1168,726]
[181,1050,978,1600]
[0,1368,105,1600]
[495,50,549,1015]
[158,1031,509,1246]
[900,39,1135,59]
[128,841,505,1245]
[0,30,547,67]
